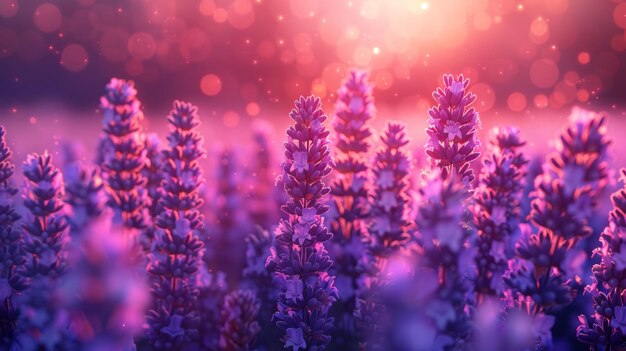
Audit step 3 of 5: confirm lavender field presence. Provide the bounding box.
[2,1,626,351]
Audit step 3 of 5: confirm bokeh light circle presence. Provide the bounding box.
[128,32,157,61]
[0,0,18,18]
[201,74,222,96]
[61,44,89,72]
[507,92,527,112]
[472,83,496,112]
[530,59,559,88]
[34,3,63,33]
[246,102,260,116]
[613,2,626,29]
[577,51,590,65]
[223,111,240,128]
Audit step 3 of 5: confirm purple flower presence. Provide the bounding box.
[426,74,481,184]
[62,150,106,236]
[266,96,338,351]
[219,290,261,351]
[99,78,148,234]
[19,152,71,349]
[62,220,148,351]
[473,127,527,297]
[327,71,375,346]
[285,327,306,351]
[577,168,626,349]
[147,101,205,350]
[0,127,25,347]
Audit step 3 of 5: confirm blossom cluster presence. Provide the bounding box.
[265,96,339,351]
[0,73,623,351]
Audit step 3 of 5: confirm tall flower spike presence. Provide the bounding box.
[243,227,282,350]
[61,142,106,235]
[147,101,205,350]
[99,78,148,233]
[473,127,527,298]
[505,108,611,350]
[549,107,610,195]
[19,152,72,349]
[578,169,626,349]
[266,96,338,351]
[219,289,261,351]
[0,127,25,347]
[205,149,251,285]
[142,133,165,248]
[383,170,472,350]
[426,74,481,184]
[327,71,375,348]
[365,122,412,259]
[355,122,412,349]
[63,221,148,351]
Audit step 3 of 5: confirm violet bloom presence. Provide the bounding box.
[473,127,527,298]
[243,227,282,350]
[327,70,375,347]
[204,149,252,285]
[142,133,165,248]
[18,152,72,350]
[219,289,261,351]
[266,96,338,351]
[379,169,473,350]
[354,122,412,348]
[577,169,626,349]
[426,74,481,184]
[0,127,26,347]
[505,108,611,350]
[60,142,106,236]
[63,219,148,351]
[147,101,205,350]
[99,78,148,234]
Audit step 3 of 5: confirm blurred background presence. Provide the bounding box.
[0,0,625,163]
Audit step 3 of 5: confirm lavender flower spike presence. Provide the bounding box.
[354,122,412,349]
[99,78,148,233]
[266,96,338,351]
[577,169,626,349]
[19,152,72,350]
[426,74,481,184]
[327,70,375,348]
[0,127,26,347]
[219,289,261,351]
[147,101,205,350]
[473,127,527,298]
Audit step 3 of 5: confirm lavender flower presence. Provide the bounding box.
[99,78,148,234]
[205,149,252,284]
[473,127,527,298]
[63,218,148,351]
[18,152,72,350]
[504,108,611,350]
[364,122,412,260]
[147,101,205,350]
[142,133,165,248]
[327,71,375,348]
[64,167,106,237]
[0,127,25,347]
[266,96,338,351]
[243,227,282,350]
[425,74,481,184]
[219,289,261,351]
[577,169,626,349]
[355,122,412,349]
[197,270,228,350]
